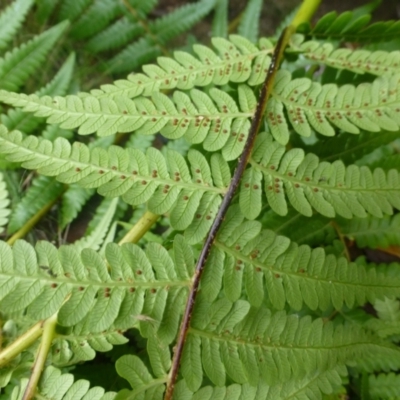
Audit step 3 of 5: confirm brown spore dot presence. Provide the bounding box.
[111,166,117,171]
[275,178,279,182]
[299,268,305,273]
[51,283,57,288]
[255,267,262,272]
[132,170,138,175]
[99,170,104,174]
[313,187,318,192]
[122,110,127,114]
[120,175,126,179]
[235,244,241,250]
[79,286,84,291]
[196,213,202,219]
[129,287,135,293]
[244,183,250,188]
[136,270,142,275]
[196,179,202,183]
[305,177,310,182]
[141,180,147,185]
[253,184,259,190]
[295,183,300,188]
[288,172,293,177]
[75,167,81,172]
[270,165,276,170]
[105,292,111,298]
[183,195,189,200]
[275,273,280,278]
[268,185,273,190]
[235,266,241,271]
[195,169,200,173]
[206,215,212,220]
[150,288,157,294]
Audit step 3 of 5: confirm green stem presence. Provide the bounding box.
[118,211,159,245]
[6,192,64,245]
[22,313,58,400]
[291,0,321,29]
[0,321,44,368]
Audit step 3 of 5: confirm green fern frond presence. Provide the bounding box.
[266,70,400,145]
[211,0,228,38]
[237,0,263,43]
[59,185,94,230]
[299,11,400,43]
[338,214,400,248]
[7,175,64,235]
[34,0,60,24]
[370,373,400,399]
[0,0,33,52]
[69,0,121,40]
[53,325,128,366]
[174,365,346,399]
[0,128,232,239]
[369,153,400,171]
[183,299,400,390]
[92,35,273,98]
[0,172,10,234]
[296,130,400,164]
[0,236,192,337]
[0,20,69,92]
[1,52,75,134]
[208,205,400,310]
[0,85,256,159]
[366,297,400,339]
[36,366,116,400]
[57,0,92,22]
[290,34,400,76]
[106,0,216,74]
[74,197,119,251]
[85,17,144,54]
[250,132,400,218]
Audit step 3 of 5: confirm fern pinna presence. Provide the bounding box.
[0,0,400,399]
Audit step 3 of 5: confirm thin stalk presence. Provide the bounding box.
[118,211,160,245]
[6,192,64,245]
[164,1,320,397]
[0,321,44,368]
[22,313,58,400]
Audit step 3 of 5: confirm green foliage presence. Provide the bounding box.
[0,0,400,399]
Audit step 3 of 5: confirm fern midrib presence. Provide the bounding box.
[188,326,386,351]
[56,327,127,341]
[0,133,225,195]
[129,377,167,396]
[250,159,400,194]
[271,88,399,115]
[214,240,400,290]
[0,273,191,290]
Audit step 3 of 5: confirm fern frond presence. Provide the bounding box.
[0,0,33,52]
[0,172,10,234]
[237,0,263,43]
[53,325,128,366]
[59,185,94,230]
[36,366,116,400]
[300,11,400,43]
[91,35,273,98]
[0,85,256,159]
[370,373,400,400]
[0,128,233,240]
[208,205,400,310]
[297,130,400,164]
[266,70,400,145]
[69,0,121,40]
[211,0,228,38]
[0,236,192,338]
[106,0,216,74]
[174,365,346,399]
[7,175,64,235]
[369,153,400,171]
[290,34,400,76]
[34,0,60,24]
[85,17,144,54]
[183,299,400,389]
[0,21,69,92]
[339,214,400,248]
[57,0,92,22]
[250,132,400,218]
[1,52,75,134]
[366,297,400,339]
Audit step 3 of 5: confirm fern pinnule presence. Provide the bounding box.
[300,10,400,43]
[237,0,263,43]
[0,0,33,52]
[369,373,400,399]
[0,172,10,234]
[0,21,69,92]
[93,35,272,98]
[250,132,400,219]
[290,34,400,76]
[209,205,400,310]
[266,70,400,145]
[184,299,400,389]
